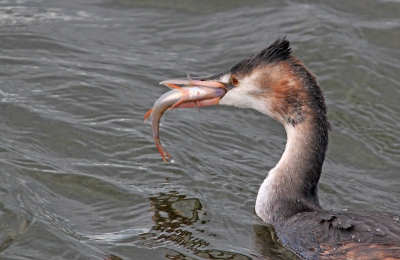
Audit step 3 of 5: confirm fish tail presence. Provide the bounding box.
[155,137,172,162]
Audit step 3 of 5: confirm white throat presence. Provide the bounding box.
[255,123,321,224]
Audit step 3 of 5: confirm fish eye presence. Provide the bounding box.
[231,75,239,86]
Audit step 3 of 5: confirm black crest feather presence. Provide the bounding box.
[231,37,292,75]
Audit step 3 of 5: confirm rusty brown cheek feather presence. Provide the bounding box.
[258,61,310,125]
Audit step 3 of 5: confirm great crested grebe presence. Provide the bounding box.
[156,38,400,259]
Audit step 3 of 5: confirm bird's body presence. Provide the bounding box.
[151,38,400,259]
[279,210,400,259]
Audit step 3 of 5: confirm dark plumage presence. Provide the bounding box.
[279,211,400,259]
[231,37,291,75]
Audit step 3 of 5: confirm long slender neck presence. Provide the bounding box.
[255,116,329,225]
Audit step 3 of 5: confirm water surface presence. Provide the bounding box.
[0,0,399,259]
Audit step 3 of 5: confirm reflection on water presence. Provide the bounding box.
[0,0,399,259]
[253,225,301,260]
[146,192,206,249]
[139,192,253,260]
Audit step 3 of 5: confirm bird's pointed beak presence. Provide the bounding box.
[159,73,229,108]
[159,78,225,88]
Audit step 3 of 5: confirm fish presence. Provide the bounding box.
[144,79,226,162]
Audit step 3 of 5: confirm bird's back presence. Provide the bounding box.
[276,210,400,259]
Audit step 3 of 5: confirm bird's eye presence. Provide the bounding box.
[231,75,239,86]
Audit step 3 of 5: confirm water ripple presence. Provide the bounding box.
[1,0,400,259]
